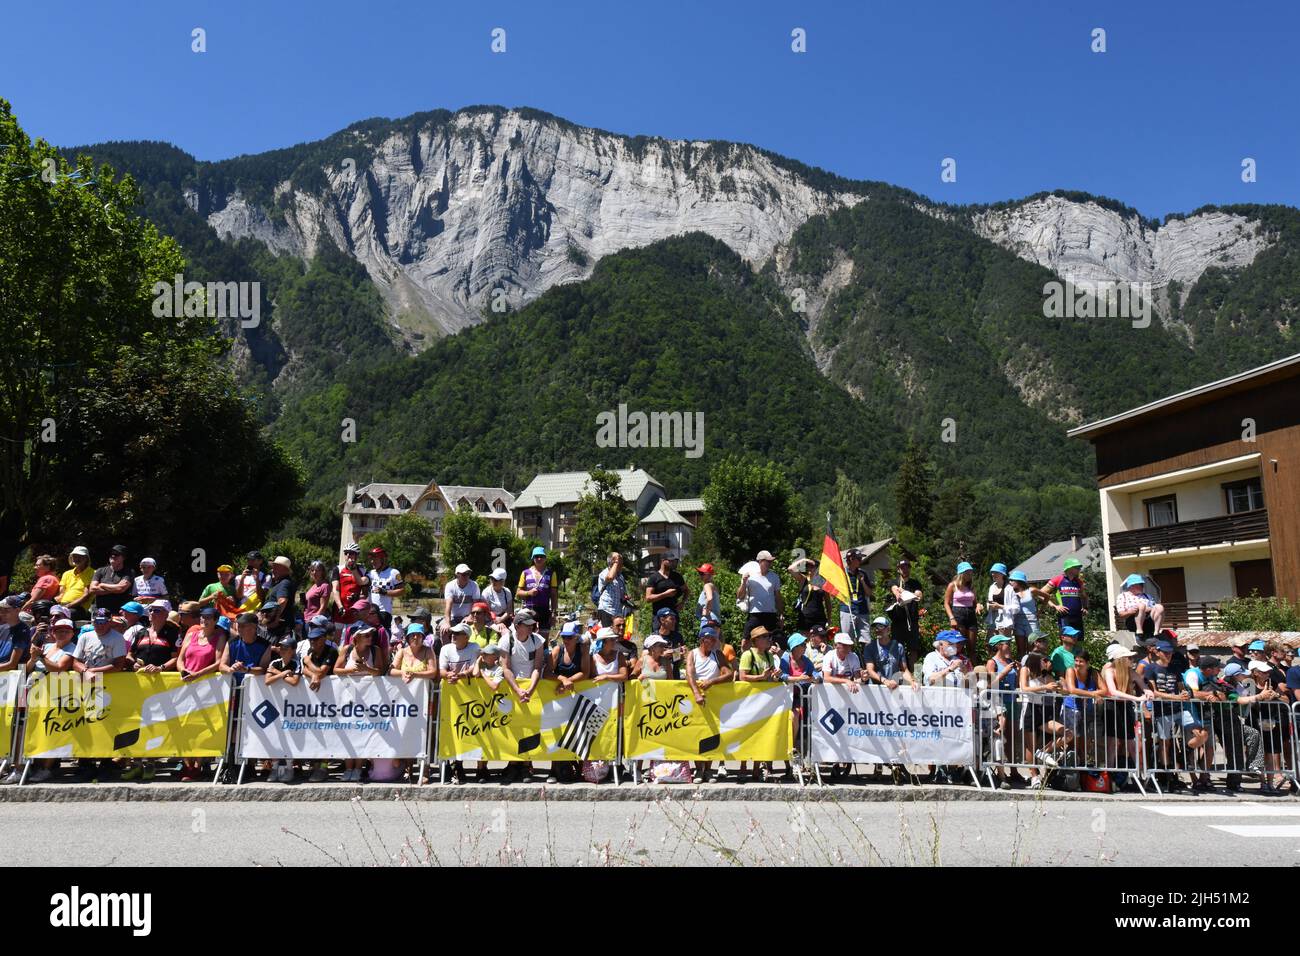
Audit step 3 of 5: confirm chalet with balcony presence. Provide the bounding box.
[1068,353,1300,629]
[340,480,514,561]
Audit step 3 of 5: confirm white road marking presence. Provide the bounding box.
[1139,802,1300,817]
[1210,825,1300,837]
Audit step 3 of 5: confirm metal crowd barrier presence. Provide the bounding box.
[1140,696,1295,794]
[975,688,1147,794]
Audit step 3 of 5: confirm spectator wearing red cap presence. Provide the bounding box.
[366,546,403,630]
[466,601,494,648]
[330,544,366,624]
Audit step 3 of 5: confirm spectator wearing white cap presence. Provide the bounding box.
[132,558,168,604]
[640,634,672,681]
[263,556,298,623]
[442,564,480,637]
[484,567,513,619]
[822,631,862,691]
[686,623,733,783]
[737,550,783,645]
[55,546,94,621]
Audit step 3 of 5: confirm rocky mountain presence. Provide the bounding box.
[70,106,1292,364]
[63,106,1299,511]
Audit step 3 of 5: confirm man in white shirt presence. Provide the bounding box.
[441,564,481,637]
[498,609,547,784]
[438,621,480,678]
[736,550,784,647]
[366,546,404,629]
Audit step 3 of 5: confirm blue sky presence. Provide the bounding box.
[2,0,1296,217]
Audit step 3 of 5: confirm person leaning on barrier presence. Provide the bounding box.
[1243,659,1288,795]
[1143,638,1197,792]
[1062,650,1107,769]
[1018,651,1069,790]
[391,622,437,683]
[923,630,970,688]
[3,616,77,784]
[686,623,733,784]
[822,630,863,691]
[264,634,303,783]
[984,634,1021,790]
[738,626,781,783]
[863,616,916,691]
[1100,644,1146,791]
[0,595,32,672]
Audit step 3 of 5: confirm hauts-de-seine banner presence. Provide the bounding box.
[623,680,792,761]
[811,684,974,765]
[438,679,618,761]
[0,671,20,756]
[241,676,430,759]
[24,673,232,759]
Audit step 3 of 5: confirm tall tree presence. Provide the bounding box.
[829,470,892,547]
[893,435,936,537]
[358,512,439,580]
[696,457,803,569]
[570,469,639,576]
[0,99,301,591]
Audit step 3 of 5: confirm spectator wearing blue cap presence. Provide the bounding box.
[1004,570,1040,658]
[391,623,436,683]
[264,633,303,782]
[0,596,31,673]
[943,563,983,650]
[1142,639,1197,791]
[984,634,1020,789]
[517,547,557,635]
[1116,574,1163,638]
[924,630,970,689]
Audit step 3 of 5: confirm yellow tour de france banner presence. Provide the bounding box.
[623,680,792,761]
[24,673,232,759]
[438,679,619,761]
[0,671,20,757]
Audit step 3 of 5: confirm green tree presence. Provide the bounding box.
[695,457,803,569]
[893,435,936,537]
[440,505,507,581]
[829,470,892,547]
[358,513,438,579]
[0,99,300,593]
[570,469,639,575]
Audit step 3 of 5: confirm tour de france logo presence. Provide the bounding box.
[635,693,695,738]
[453,692,513,739]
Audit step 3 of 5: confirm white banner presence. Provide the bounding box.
[239,677,430,759]
[810,684,974,765]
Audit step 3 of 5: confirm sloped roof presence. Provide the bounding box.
[846,538,896,562]
[441,485,515,508]
[667,498,705,514]
[513,468,661,510]
[641,499,689,526]
[1013,536,1102,583]
[347,482,430,513]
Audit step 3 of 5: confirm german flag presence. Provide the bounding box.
[817,514,854,608]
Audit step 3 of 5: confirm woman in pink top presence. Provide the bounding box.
[303,560,332,621]
[943,561,984,648]
[177,615,227,781]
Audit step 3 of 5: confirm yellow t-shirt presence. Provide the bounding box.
[59,567,94,608]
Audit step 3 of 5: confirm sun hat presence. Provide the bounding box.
[1248,640,1267,651]
[750,626,772,642]
[1122,573,1145,588]
[454,563,471,574]
[148,600,172,613]
[531,547,546,558]
[956,561,973,575]
[215,617,231,631]
[406,623,426,636]
[1106,644,1137,661]
[645,635,669,649]
[272,556,292,569]
[989,634,1011,646]
[69,545,90,558]
[833,633,854,646]
[990,562,1008,576]
[787,633,807,650]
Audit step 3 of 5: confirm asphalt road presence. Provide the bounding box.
[4,796,1300,866]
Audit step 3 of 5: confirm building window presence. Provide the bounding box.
[1223,478,1265,515]
[1143,495,1178,528]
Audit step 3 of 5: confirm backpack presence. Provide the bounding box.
[590,573,604,606]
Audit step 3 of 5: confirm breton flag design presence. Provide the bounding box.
[817,514,854,609]
[557,693,610,760]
